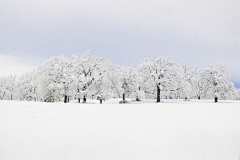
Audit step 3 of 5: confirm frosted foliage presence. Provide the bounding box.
[105,62,123,98]
[0,75,16,100]
[71,50,110,102]
[17,71,38,101]
[0,51,239,102]
[138,56,179,100]
[174,63,200,100]
[37,56,73,102]
[201,63,233,100]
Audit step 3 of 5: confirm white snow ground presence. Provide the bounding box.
[1,99,240,160]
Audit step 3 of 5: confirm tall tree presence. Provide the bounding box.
[17,71,38,101]
[0,75,16,100]
[72,50,107,103]
[201,63,230,102]
[37,56,73,103]
[138,56,177,102]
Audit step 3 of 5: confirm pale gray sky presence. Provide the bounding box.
[0,0,240,87]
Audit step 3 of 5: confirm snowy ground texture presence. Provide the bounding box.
[1,99,240,160]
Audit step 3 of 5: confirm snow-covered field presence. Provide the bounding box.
[1,99,240,160]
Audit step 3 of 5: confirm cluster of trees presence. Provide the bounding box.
[0,50,239,103]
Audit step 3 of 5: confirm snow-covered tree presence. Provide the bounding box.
[0,77,7,100]
[130,67,145,101]
[0,50,239,104]
[201,63,230,102]
[236,88,240,100]
[17,71,38,101]
[92,68,112,104]
[37,55,73,103]
[118,66,136,102]
[218,81,236,100]
[138,56,178,102]
[72,50,108,103]
[106,62,123,99]
[0,75,16,100]
[192,66,203,99]
[174,63,201,100]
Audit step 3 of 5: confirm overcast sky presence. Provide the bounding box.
[0,0,240,87]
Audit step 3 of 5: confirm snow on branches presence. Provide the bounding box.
[0,51,239,103]
[201,63,231,102]
[138,56,178,102]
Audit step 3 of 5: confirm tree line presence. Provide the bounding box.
[0,50,239,103]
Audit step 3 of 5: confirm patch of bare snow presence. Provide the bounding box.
[1,99,240,160]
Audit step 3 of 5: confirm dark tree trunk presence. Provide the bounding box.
[83,96,86,103]
[198,96,200,100]
[136,87,141,101]
[77,88,80,101]
[100,99,102,104]
[1,92,5,100]
[68,96,69,103]
[123,93,125,101]
[215,97,218,102]
[64,95,68,103]
[157,86,160,102]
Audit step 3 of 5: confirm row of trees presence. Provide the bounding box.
[0,50,239,103]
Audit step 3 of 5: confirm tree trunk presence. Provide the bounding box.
[198,96,200,100]
[1,92,5,100]
[77,88,80,103]
[100,99,102,104]
[136,87,141,101]
[123,93,125,101]
[215,97,218,102]
[68,96,69,103]
[157,86,160,102]
[83,96,86,103]
[64,95,68,103]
